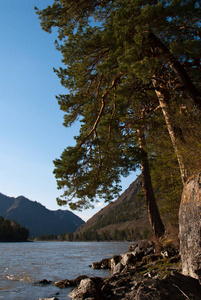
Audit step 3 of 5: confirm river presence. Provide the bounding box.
[0,241,132,299]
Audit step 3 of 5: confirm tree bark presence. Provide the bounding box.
[152,79,188,184]
[148,33,201,110]
[138,110,165,238]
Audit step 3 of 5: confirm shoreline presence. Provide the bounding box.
[37,240,201,299]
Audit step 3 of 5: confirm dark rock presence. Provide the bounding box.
[141,254,162,264]
[125,272,201,300]
[92,258,110,269]
[169,254,181,264]
[54,275,89,288]
[35,279,53,285]
[92,261,102,269]
[56,240,201,300]
[144,245,154,256]
[128,244,138,252]
[179,172,201,282]
[131,246,145,261]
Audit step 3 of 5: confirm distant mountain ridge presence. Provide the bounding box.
[0,193,84,237]
[75,176,151,240]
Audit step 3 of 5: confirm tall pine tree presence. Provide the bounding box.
[36,0,201,238]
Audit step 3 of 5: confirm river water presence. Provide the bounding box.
[0,241,132,299]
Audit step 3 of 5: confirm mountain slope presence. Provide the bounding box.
[75,176,151,240]
[0,193,84,237]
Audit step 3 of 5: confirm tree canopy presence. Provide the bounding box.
[0,216,29,242]
[35,0,201,214]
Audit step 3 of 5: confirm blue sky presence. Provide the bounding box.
[0,0,139,221]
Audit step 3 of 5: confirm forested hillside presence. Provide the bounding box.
[75,177,151,240]
[75,175,181,241]
[0,216,29,242]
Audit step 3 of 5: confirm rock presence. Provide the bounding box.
[144,245,154,256]
[69,278,96,299]
[125,272,201,300]
[128,243,138,252]
[92,258,110,269]
[35,279,53,285]
[179,172,201,282]
[120,253,135,266]
[131,246,144,261]
[141,254,161,264]
[54,275,89,288]
[161,250,169,258]
[110,255,121,272]
[92,261,102,269]
[112,262,124,275]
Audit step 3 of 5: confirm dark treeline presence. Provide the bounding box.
[37,232,74,241]
[75,227,151,242]
[0,216,29,242]
[36,228,151,242]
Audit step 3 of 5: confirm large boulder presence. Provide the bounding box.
[179,172,201,282]
[125,271,201,300]
[68,278,97,299]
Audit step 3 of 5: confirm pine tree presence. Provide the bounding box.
[35,0,201,238]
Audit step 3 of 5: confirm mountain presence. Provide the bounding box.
[75,176,151,240]
[0,193,84,237]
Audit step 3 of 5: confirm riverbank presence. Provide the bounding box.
[38,240,201,299]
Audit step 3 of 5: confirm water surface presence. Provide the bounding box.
[0,241,132,299]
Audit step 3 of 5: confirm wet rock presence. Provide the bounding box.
[54,275,89,288]
[92,258,110,269]
[179,172,201,282]
[35,279,53,285]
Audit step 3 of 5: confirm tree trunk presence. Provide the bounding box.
[140,149,165,238]
[138,110,165,239]
[152,78,188,184]
[149,33,201,110]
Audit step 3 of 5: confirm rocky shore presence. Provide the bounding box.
[37,240,201,299]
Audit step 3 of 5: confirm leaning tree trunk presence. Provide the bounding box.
[140,148,165,239]
[152,78,188,185]
[149,33,201,111]
[138,110,165,239]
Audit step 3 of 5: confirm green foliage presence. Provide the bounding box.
[38,234,58,241]
[36,0,201,214]
[37,232,74,241]
[88,193,144,231]
[76,226,145,241]
[147,94,201,225]
[0,216,29,242]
